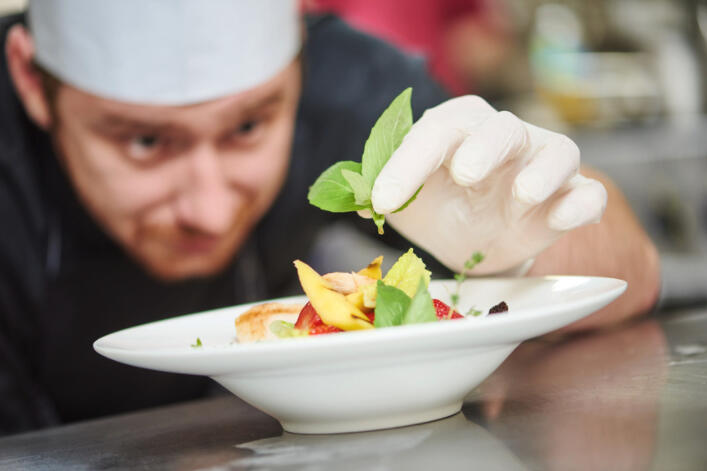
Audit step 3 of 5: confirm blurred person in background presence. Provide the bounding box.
[305,0,516,96]
[0,0,658,435]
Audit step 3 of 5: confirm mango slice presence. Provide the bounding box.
[345,291,366,310]
[293,260,373,331]
[357,255,383,280]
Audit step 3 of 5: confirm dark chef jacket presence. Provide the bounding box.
[0,13,447,434]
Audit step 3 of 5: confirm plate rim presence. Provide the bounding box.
[93,275,627,364]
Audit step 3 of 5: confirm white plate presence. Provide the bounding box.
[94,276,626,433]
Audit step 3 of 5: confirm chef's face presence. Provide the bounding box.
[50,61,302,280]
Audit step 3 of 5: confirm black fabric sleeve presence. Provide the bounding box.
[0,180,59,435]
[0,276,59,435]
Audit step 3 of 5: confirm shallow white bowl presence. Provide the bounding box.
[94,276,626,433]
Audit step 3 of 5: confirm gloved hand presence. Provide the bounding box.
[369,96,607,275]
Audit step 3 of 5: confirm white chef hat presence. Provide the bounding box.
[28,0,301,105]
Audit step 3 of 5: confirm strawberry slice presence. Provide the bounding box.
[294,302,319,330]
[295,302,343,335]
[309,324,344,335]
[433,299,463,320]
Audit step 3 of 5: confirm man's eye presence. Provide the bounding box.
[236,120,260,136]
[127,135,162,161]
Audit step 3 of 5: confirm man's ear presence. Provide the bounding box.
[5,24,52,130]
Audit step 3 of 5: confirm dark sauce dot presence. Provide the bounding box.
[488,301,508,315]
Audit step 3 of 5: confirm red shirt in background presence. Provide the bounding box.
[307,0,485,95]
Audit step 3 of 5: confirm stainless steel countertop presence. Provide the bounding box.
[1,308,705,470]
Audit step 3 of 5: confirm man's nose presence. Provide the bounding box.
[174,146,236,236]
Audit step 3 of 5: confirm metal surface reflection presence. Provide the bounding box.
[469,320,668,471]
[217,413,525,471]
[3,314,705,470]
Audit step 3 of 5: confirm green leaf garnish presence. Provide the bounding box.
[307,88,415,233]
[465,252,484,270]
[383,248,431,298]
[361,87,413,188]
[308,161,368,213]
[450,251,485,311]
[392,184,423,213]
[341,168,371,206]
[269,321,308,339]
[373,277,436,328]
[191,337,202,348]
[374,281,411,328]
[402,278,437,324]
[371,211,386,235]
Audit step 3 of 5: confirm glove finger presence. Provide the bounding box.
[512,132,580,205]
[449,111,528,187]
[547,175,607,231]
[371,96,496,215]
[357,208,373,219]
[371,120,465,214]
[421,95,497,126]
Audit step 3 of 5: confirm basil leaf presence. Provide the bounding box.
[308,161,368,213]
[374,281,411,328]
[393,184,423,213]
[402,278,437,325]
[307,88,416,234]
[361,88,413,188]
[341,168,371,206]
[372,211,386,235]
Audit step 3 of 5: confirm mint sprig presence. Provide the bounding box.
[308,88,419,234]
[450,252,485,309]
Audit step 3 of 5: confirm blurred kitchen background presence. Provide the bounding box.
[304,0,707,309]
[2,0,706,308]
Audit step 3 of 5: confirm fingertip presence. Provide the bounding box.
[370,180,403,215]
[512,170,547,205]
[547,178,607,231]
[513,134,580,205]
[357,208,373,219]
[373,121,460,213]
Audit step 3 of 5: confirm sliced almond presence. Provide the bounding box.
[322,272,376,295]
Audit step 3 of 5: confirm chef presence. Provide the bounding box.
[0,0,659,434]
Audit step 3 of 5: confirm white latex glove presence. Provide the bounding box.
[369,96,607,275]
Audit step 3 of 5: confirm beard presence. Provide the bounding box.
[127,206,257,281]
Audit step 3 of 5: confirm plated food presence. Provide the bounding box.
[94,275,626,433]
[94,276,626,433]
[235,249,508,343]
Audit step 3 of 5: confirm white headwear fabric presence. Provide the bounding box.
[28,0,301,105]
